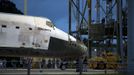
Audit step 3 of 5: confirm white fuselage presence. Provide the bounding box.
[0,13,76,49]
[0,13,87,58]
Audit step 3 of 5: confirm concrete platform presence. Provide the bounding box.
[0,69,118,75]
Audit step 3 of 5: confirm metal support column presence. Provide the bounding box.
[128,0,134,74]
[117,0,125,66]
[88,0,92,58]
[69,0,72,35]
[76,0,80,39]
[96,0,100,23]
[79,58,83,75]
[27,58,32,75]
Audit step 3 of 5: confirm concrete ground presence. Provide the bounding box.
[0,69,118,75]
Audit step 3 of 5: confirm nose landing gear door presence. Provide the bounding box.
[33,18,51,50]
[35,26,55,50]
[33,27,50,50]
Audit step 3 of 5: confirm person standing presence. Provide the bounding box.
[42,59,46,69]
[83,57,88,72]
[0,59,3,69]
[3,59,6,68]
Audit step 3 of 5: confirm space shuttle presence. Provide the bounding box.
[0,13,88,58]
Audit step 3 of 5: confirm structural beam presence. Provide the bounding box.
[88,0,92,58]
[128,0,134,74]
[69,0,72,35]
[96,0,100,23]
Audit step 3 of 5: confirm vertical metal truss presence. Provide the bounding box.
[68,0,88,38]
[117,0,126,68]
[68,0,127,59]
[68,0,90,57]
[99,0,127,64]
[87,0,92,58]
[96,0,100,23]
[76,0,80,38]
[106,0,113,24]
[69,0,72,35]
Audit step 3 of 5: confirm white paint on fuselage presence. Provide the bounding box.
[0,13,76,50]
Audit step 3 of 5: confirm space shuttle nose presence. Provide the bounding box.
[77,42,88,56]
[82,45,88,55]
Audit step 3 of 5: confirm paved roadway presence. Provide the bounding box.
[0,69,118,75]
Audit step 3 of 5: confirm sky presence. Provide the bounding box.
[12,0,120,33]
[12,0,70,32]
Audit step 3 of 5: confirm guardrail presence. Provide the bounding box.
[0,60,128,75]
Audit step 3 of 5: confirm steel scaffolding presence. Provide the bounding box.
[68,0,127,63]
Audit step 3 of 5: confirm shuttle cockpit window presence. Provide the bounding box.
[46,21,54,28]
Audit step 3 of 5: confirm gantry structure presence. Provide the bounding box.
[68,0,127,62]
